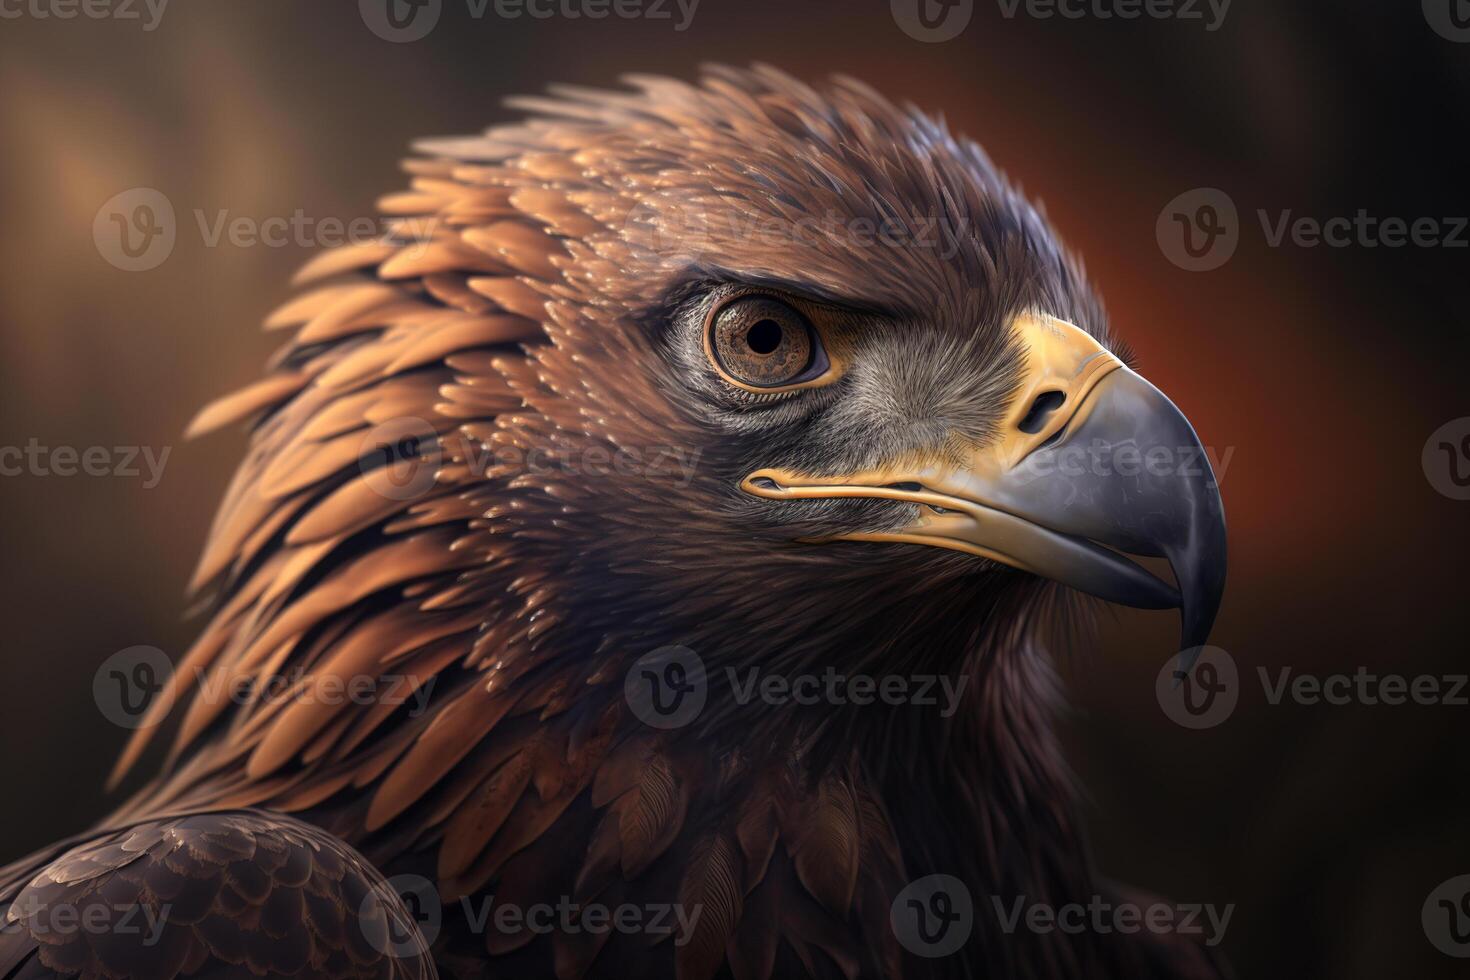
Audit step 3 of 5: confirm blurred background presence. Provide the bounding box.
[1,1,1467,976]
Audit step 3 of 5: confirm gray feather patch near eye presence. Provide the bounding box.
[662,282,1026,479]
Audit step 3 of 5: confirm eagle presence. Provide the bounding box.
[1,65,1226,980]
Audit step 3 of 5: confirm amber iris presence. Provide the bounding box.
[708,296,815,388]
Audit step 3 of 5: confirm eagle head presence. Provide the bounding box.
[115,64,1227,980]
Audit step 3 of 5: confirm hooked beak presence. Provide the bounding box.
[741,313,1227,652]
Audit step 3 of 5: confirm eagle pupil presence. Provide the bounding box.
[745,319,783,355]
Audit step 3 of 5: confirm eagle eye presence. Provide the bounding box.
[705,295,827,390]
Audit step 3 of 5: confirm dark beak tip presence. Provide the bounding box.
[1175,538,1227,661]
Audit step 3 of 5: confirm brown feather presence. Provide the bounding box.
[676,831,743,980]
[83,64,1167,980]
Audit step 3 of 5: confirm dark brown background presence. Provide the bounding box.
[1,1,1467,976]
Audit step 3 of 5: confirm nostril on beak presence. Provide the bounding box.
[1017,390,1066,434]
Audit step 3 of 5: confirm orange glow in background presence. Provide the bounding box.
[0,3,1466,976]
